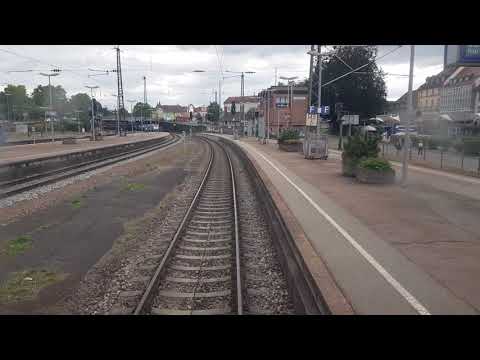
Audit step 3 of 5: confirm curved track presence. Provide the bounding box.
[134,137,243,315]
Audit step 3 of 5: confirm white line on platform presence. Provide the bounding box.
[242,142,431,315]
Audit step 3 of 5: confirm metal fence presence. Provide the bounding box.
[380,142,480,175]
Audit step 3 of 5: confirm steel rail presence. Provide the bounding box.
[133,137,215,315]
[218,141,242,314]
[0,136,172,188]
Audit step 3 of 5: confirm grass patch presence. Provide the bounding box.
[3,235,33,256]
[71,198,83,209]
[0,269,67,304]
[123,182,146,192]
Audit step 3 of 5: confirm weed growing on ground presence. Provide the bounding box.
[3,236,33,256]
[124,182,146,192]
[71,198,83,209]
[0,269,67,303]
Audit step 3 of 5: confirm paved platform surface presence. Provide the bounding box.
[0,132,170,166]
[217,135,480,315]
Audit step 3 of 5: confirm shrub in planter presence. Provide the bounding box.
[278,129,300,144]
[278,129,301,152]
[357,157,395,184]
[342,134,380,176]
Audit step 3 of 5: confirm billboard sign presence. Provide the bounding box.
[459,45,480,64]
[445,45,480,67]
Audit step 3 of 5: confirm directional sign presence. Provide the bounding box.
[341,114,359,125]
[315,106,330,115]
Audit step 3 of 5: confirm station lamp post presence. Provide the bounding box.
[192,70,224,124]
[85,85,99,141]
[127,100,136,133]
[40,72,60,142]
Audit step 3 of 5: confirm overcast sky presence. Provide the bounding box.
[0,45,444,109]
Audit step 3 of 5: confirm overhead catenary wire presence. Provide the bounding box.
[321,45,403,88]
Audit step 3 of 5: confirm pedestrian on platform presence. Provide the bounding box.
[418,140,424,156]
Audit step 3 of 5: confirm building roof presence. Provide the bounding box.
[444,67,480,87]
[160,105,187,113]
[258,86,308,97]
[417,66,458,90]
[224,96,260,104]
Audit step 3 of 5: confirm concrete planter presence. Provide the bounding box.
[342,156,358,177]
[279,142,302,152]
[62,137,77,144]
[356,167,395,184]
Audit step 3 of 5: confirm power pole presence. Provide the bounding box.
[218,79,222,120]
[401,45,415,186]
[275,67,278,86]
[85,85,99,141]
[308,45,315,107]
[142,76,146,130]
[240,72,245,132]
[114,46,125,135]
[316,45,322,136]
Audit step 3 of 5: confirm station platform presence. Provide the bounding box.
[0,132,170,166]
[215,134,480,315]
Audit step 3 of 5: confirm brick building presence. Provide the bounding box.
[257,85,308,137]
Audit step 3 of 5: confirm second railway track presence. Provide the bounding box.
[0,133,180,199]
[134,137,242,315]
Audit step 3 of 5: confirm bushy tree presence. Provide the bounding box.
[310,46,387,130]
[207,102,220,123]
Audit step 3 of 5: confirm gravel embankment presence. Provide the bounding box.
[63,139,209,314]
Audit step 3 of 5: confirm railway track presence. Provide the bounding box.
[0,133,180,199]
[134,137,243,315]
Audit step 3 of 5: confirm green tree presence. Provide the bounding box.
[133,102,153,118]
[1,85,29,121]
[310,46,387,130]
[206,102,220,123]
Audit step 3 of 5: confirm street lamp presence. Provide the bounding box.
[192,70,224,122]
[127,100,136,133]
[85,85,99,141]
[40,72,60,142]
[111,94,120,135]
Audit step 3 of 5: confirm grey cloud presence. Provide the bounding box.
[1,45,447,108]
